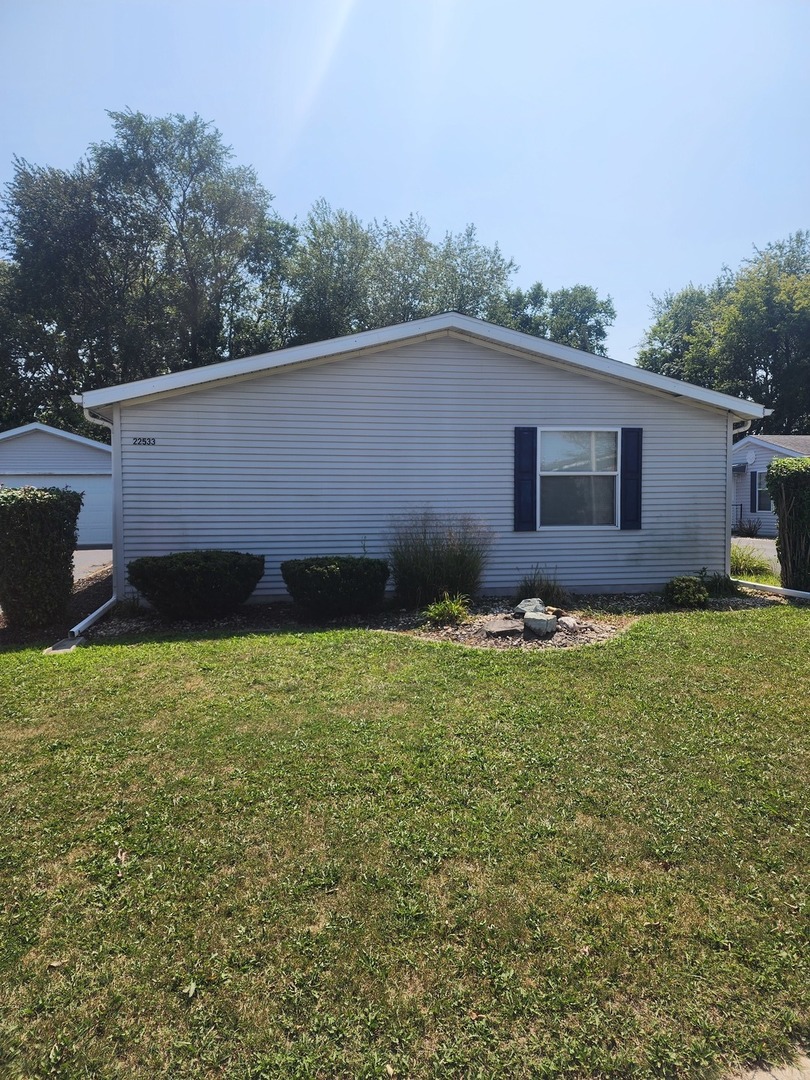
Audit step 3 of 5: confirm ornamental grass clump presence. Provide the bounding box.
[767,457,810,591]
[0,485,83,629]
[387,509,493,608]
[280,555,389,615]
[127,550,265,620]
[730,543,773,580]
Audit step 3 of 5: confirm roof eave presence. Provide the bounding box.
[75,312,770,420]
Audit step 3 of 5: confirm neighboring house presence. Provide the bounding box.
[75,312,767,600]
[0,423,113,547]
[731,434,810,537]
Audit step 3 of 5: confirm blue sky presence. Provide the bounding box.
[1,0,808,362]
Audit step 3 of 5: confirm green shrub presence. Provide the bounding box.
[387,510,493,608]
[280,555,389,615]
[0,485,83,629]
[733,516,762,538]
[513,564,571,607]
[730,542,772,579]
[127,550,265,620]
[423,592,471,626]
[662,575,709,609]
[699,569,740,598]
[767,457,810,591]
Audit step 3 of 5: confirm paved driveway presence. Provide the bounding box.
[73,548,112,581]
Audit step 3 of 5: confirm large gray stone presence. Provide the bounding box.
[483,616,524,638]
[524,611,558,636]
[557,616,579,632]
[512,597,547,617]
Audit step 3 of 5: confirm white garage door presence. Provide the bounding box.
[0,474,112,546]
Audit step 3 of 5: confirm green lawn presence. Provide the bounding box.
[1,609,808,1078]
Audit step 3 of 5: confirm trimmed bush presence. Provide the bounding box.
[387,509,493,608]
[127,550,265,620]
[662,575,709,609]
[766,457,810,591]
[280,555,389,615]
[0,485,83,629]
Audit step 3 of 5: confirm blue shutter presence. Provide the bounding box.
[514,427,537,531]
[750,470,758,513]
[620,428,643,530]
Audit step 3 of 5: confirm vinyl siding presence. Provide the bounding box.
[116,337,733,598]
[0,429,111,472]
[731,443,785,538]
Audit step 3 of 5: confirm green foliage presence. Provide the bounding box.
[1,112,615,434]
[280,555,389,615]
[387,510,493,608]
[422,592,471,626]
[698,569,740,598]
[0,485,82,628]
[766,456,810,590]
[491,282,617,355]
[513,564,571,607]
[730,542,773,579]
[127,549,265,620]
[662,575,709,609]
[637,232,810,433]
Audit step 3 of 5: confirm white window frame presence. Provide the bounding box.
[756,471,772,513]
[537,427,621,529]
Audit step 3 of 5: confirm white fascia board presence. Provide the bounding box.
[0,421,112,452]
[76,312,769,421]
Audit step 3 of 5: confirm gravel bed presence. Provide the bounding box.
[85,587,792,651]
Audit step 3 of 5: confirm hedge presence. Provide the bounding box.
[127,550,265,620]
[0,486,83,629]
[766,457,810,592]
[280,556,389,615]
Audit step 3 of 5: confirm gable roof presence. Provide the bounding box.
[733,433,810,457]
[0,422,112,453]
[75,312,769,422]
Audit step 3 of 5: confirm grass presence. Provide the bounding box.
[1,609,809,1078]
[730,543,780,586]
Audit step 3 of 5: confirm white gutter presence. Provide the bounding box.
[731,579,810,600]
[69,595,117,638]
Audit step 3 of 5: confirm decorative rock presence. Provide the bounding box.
[512,597,547,617]
[483,615,524,638]
[523,611,558,637]
[557,616,579,632]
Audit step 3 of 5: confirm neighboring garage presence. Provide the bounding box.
[0,423,112,546]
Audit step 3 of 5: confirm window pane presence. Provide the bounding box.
[540,431,617,472]
[757,476,772,513]
[540,475,616,525]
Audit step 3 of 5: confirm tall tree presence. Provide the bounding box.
[1,111,293,427]
[637,234,810,433]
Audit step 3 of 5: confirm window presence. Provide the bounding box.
[539,430,618,526]
[514,427,641,532]
[757,472,772,513]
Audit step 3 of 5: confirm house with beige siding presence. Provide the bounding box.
[731,433,810,537]
[75,312,767,601]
